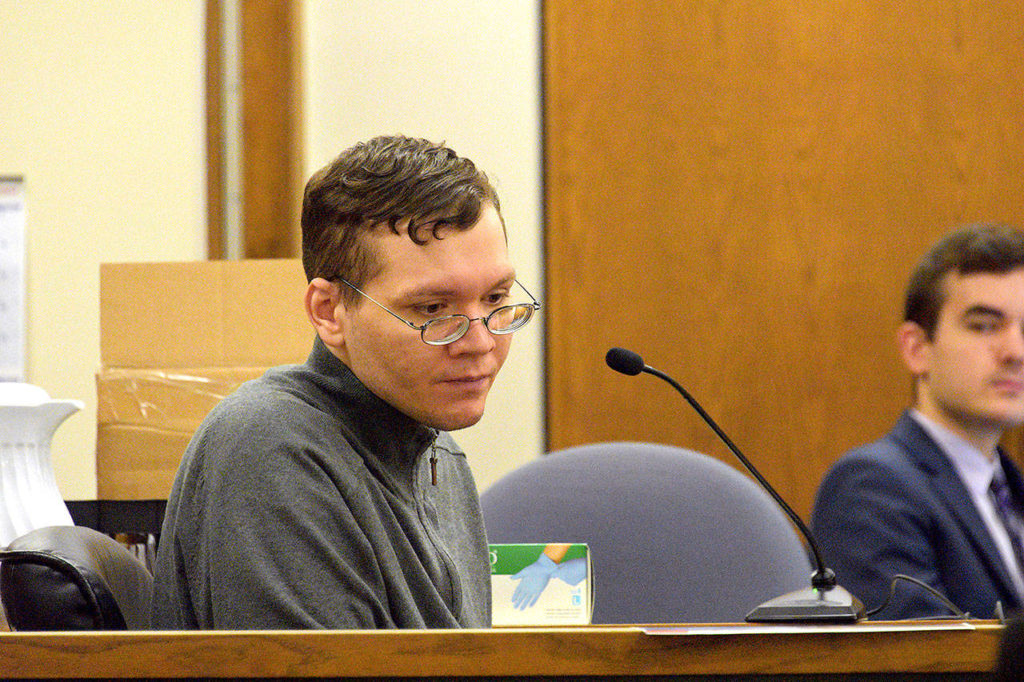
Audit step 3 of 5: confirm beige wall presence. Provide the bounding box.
[304,0,545,492]
[0,2,207,499]
[2,1,543,500]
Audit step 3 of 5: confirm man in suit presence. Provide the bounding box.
[812,223,1024,619]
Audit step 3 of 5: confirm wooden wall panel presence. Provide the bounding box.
[544,1,1024,516]
[205,0,225,259]
[206,0,303,260]
[240,0,303,258]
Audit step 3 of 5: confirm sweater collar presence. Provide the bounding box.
[305,336,436,469]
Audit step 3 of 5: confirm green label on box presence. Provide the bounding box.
[489,543,588,574]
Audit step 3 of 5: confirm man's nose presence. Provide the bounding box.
[450,316,496,353]
[999,326,1024,363]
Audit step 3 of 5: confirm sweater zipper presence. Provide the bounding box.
[429,429,439,485]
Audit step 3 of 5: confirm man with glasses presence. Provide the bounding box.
[151,135,539,629]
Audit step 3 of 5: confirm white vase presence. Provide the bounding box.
[0,383,82,547]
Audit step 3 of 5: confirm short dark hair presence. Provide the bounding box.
[300,135,501,302]
[904,223,1024,337]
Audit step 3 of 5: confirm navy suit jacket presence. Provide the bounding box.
[811,410,1024,619]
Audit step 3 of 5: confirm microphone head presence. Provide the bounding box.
[605,347,645,376]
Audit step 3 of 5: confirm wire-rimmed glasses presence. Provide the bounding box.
[336,278,541,346]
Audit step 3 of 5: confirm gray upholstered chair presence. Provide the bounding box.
[480,441,813,624]
[0,525,153,630]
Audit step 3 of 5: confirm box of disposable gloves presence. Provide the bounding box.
[489,543,592,626]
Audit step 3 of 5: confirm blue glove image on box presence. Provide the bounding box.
[554,557,587,586]
[511,554,558,610]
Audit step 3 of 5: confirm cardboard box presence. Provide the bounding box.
[96,260,313,500]
[489,543,593,626]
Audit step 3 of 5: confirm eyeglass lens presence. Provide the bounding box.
[421,304,535,345]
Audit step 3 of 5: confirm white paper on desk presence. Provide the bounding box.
[0,177,25,382]
[643,621,977,635]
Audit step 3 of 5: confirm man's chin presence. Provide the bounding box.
[985,398,1024,425]
[433,412,486,432]
[996,412,1024,429]
[968,409,1024,435]
[425,402,488,432]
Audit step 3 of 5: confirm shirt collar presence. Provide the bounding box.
[909,408,1001,496]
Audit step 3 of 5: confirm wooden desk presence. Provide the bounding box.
[0,621,1004,680]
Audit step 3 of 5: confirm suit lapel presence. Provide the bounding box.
[1000,454,1024,504]
[892,412,1020,604]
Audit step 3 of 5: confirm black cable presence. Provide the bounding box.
[865,574,971,619]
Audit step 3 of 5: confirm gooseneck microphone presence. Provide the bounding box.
[605,347,865,622]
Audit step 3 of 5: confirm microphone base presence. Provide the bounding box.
[745,585,866,623]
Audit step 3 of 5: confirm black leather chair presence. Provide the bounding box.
[0,525,153,630]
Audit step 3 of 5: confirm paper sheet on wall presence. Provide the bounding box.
[0,177,26,381]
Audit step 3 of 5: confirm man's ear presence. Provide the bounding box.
[305,277,345,348]
[897,320,932,377]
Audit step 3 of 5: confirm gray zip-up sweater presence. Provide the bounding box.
[150,338,492,629]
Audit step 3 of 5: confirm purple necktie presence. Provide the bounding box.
[991,473,1024,571]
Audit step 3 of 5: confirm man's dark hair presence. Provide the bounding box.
[301,135,501,302]
[904,223,1024,338]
